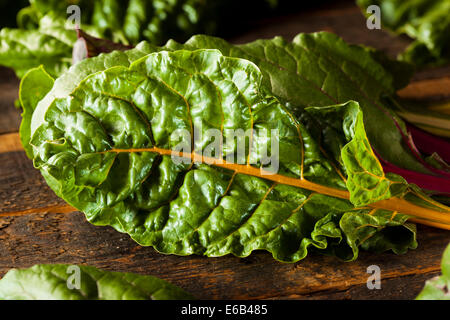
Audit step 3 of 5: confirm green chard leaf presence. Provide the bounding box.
[0,264,193,300]
[0,0,203,77]
[19,66,54,158]
[23,0,278,45]
[357,0,450,67]
[24,43,450,263]
[1,0,287,78]
[0,15,76,78]
[416,243,450,300]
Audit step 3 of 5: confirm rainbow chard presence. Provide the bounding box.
[371,98,450,198]
[19,32,450,262]
[376,124,450,198]
[74,29,450,201]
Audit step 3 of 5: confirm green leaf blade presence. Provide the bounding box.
[19,66,54,159]
[26,48,422,262]
[0,264,193,300]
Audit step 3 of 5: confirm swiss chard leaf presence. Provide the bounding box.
[0,264,193,300]
[23,0,278,45]
[0,0,215,78]
[19,66,54,158]
[25,48,432,262]
[0,9,125,78]
[0,19,75,78]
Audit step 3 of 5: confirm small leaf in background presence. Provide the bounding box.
[0,0,282,78]
[357,0,450,67]
[19,66,54,158]
[0,264,194,300]
[0,24,75,78]
[416,244,450,300]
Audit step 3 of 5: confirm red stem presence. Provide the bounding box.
[375,150,450,194]
[406,123,450,164]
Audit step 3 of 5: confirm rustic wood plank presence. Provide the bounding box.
[0,67,20,135]
[0,133,22,153]
[0,210,448,299]
[279,272,441,300]
[0,150,67,214]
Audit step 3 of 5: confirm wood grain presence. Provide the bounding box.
[0,68,20,135]
[0,151,67,214]
[0,209,448,299]
[0,132,22,153]
[0,0,449,300]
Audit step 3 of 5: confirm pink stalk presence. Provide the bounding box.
[406,123,450,164]
[375,150,450,194]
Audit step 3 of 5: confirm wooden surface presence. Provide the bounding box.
[1,0,450,300]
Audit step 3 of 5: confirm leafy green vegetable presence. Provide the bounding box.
[20,0,221,45]
[357,0,450,67]
[0,15,76,78]
[416,243,450,300]
[0,264,193,300]
[0,0,279,78]
[22,36,450,262]
[34,30,442,183]
[20,0,281,45]
[19,66,54,158]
